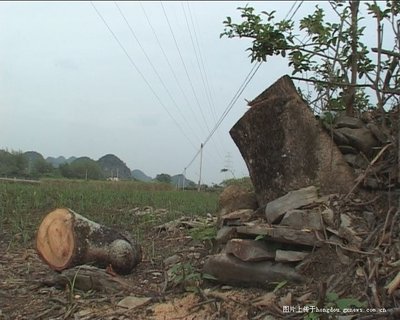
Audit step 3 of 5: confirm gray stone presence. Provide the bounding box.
[117,296,151,309]
[336,247,351,265]
[366,123,390,144]
[338,145,358,154]
[218,185,258,215]
[216,226,238,244]
[229,75,355,208]
[219,209,254,227]
[363,211,375,229]
[335,127,379,155]
[343,153,369,169]
[364,177,380,189]
[333,130,350,145]
[339,214,363,249]
[321,208,335,228]
[202,253,304,287]
[265,186,319,224]
[163,254,181,267]
[275,250,309,262]
[280,209,322,230]
[224,239,275,262]
[335,115,365,129]
[236,224,323,247]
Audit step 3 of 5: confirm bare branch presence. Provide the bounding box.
[371,47,400,58]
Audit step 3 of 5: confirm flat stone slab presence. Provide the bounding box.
[219,209,254,227]
[216,226,238,244]
[275,250,310,262]
[280,209,323,231]
[335,115,365,129]
[117,296,152,309]
[265,186,319,224]
[236,224,323,247]
[203,253,304,287]
[335,127,378,155]
[224,239,275,262]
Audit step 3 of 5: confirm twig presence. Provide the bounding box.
[372,47,400,58]
[327,261,357,292]
[33,306,58,320]
[349,195,382,206]
[345,143,393,199]
[370,281,382,308]
[363,222,383,247]
[388,208,400,246]
[385,270,400,295]
[188,298,217,311]
[314,232,376,255]
[378,206,396,246]
[161,269,169,293]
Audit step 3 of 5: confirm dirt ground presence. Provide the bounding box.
[0,221,314,320]
[1,207,398,320]
[0,224,275,320]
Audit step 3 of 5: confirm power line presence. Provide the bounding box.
[160,2,211,135]
[113,1,199,147]
[183,61,262,171]
[204,61,262,145]
[184,1,303,181]
[288,1,304,22]
[139,1,206,140]
[90,1,197,150]
[182,2,217,125]
[182,2,226,163]
[284,1,298,20]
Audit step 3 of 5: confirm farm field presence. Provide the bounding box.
[0,179,218,248]
[2,179,250,320]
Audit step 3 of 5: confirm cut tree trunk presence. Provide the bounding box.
[229,75,355,207]
[36,208,142,275]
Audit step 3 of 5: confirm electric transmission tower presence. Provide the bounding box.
[222,152,235,180]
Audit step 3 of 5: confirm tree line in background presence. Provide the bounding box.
[0,149,199,187]
[0,150,102,180]
[0,150,54,179]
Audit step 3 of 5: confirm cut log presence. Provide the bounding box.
[36,208,142,275]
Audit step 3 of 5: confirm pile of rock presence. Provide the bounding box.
[202,75,391,288]
[203,185,369,287]
[324,113,396,190]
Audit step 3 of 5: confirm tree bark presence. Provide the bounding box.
[36,208,142,275]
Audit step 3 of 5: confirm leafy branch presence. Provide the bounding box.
[221,1,400,115]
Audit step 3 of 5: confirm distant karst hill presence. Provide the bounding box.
[171,174,196,188]
[24,151,45,163]
[97,154,132,180]
[1,149,200,185]
[131,169,152,182]
[46,156,76,168]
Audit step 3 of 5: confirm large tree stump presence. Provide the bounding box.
[36,208,142,275]
[230,75,355,207]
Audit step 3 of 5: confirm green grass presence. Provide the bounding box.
[0,179,219,248]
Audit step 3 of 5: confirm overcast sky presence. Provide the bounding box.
[0,1,387,184]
